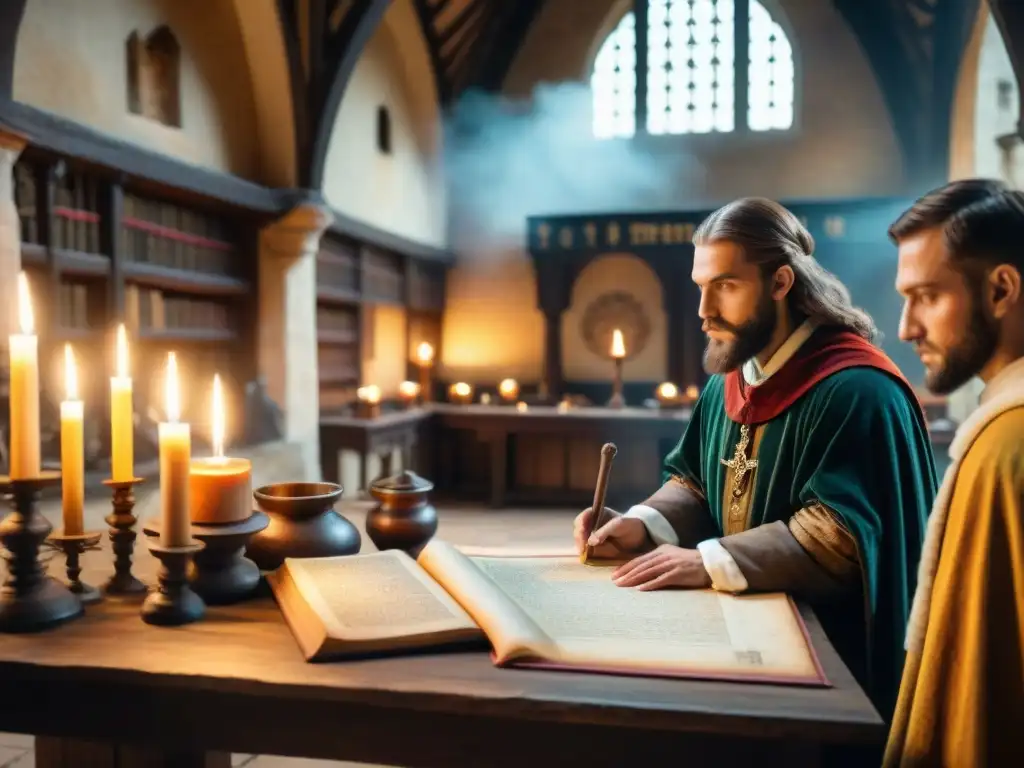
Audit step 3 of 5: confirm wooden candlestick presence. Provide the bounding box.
[46,529,103,605]
[102,477,148,596]
[582,442,617,564]
[0,471,84,632]
[141,538,206,626]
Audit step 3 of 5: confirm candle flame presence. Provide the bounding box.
[685,385,699,399]
[115,324,129,378]
[498,378,519,398]
[611,329,626,358]
[165,352,180,423]
[416,342,434,364]
[17,272,33,335]
[398,380,420,398]
[452,382,471,397]
[64,344,78,401]
[212,373,224,458]
[657,382,678,400]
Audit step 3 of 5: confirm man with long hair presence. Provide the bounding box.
[883,179,1024,767]
[574,197,937,721]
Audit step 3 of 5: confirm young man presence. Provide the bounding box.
[573,197,937,720]
[884,179,1024,766]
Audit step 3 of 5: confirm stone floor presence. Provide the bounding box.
[0,487,578,767]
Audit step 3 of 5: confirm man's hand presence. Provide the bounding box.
[611,544,712,590]
[573,506,649,558]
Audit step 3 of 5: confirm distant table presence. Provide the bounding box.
[0,589,884,767]
[433,404,691,507]
[320,408,433,491]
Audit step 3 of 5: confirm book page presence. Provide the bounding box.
[285,550,479,641]
[469,555,824,683]
[418,541,558,662]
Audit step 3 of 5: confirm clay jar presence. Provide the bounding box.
[365,471,438,556]
[245,482,362,571]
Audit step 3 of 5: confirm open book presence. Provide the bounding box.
[268,540,829,686]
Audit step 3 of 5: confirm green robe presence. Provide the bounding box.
[664,367,937,720]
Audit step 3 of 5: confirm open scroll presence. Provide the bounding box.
[269,540,827,686]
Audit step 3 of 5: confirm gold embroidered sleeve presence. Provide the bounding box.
[787,504,860,583]
[715,504,862,599]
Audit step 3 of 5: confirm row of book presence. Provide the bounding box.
[317,306,358,333]
[126,285,236,333]
[122,194,239,276]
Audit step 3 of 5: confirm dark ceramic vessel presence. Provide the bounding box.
[365,471,438,556]
[245,482,361,570]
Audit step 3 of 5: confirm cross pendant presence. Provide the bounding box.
[721,424,758,492]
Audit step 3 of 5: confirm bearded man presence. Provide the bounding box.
[883,179,1024,767]
[574,197,937,721]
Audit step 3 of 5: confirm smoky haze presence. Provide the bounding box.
[442,81,699,250]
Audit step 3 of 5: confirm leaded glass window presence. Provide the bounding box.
[748,0,794,131]
[591,13,637,139]
[591,0,795,137]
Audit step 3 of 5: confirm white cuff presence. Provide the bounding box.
[622,504,679,546]
[696,539,749,593]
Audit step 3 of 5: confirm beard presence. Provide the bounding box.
[921,293,998,395]
[702,289,778,375]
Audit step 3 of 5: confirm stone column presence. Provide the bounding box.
[258,203,332,481]
[0,131,25,350]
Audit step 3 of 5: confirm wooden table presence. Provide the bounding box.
[0,587,884,767]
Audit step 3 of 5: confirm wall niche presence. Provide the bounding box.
[126,26,181,128]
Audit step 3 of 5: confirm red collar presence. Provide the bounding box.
[723,327,918,424]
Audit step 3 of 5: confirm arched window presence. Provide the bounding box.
[592,0,794,138]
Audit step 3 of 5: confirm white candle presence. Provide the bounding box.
[158,352,191,547]
[8,272,40,479]
[110,324,134,482]
[60,344,84,535]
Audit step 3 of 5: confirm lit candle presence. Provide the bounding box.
[398,380,420,407]
[8,272,40,479]
[450,382,472,404]
[610,329,626,359]
[416,342,434,402]
[60,344,84,535]
[158,352,191,547]
[685,384,700,400]
[656,382,679,406]
[189,373,252,525]
[356,384,382,418]
[110,323,134,482]
[498,378,519,402]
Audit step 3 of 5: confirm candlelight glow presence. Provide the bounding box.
[17,272,33,335]
[357,385,381,404]
[398,380,420,398]
[610,329,625,358]
[115,323,129,378]
[657,382,678,400]
[416,342,435,364]
[452,382,471,398]
[516,401,528,412]
[498,378,519,399]
[165,352,180,423]
[64,344,78,401]
[685,385,700,399]
[212,373,225,458]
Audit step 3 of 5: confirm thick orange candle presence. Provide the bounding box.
[60,344,84,535]
[158,352,191,547]
[8,272,40,479]
[110,324,134,482]
[189,374,251,524]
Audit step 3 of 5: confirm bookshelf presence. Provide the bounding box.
[7,151,255,472]
[315,231,449,412]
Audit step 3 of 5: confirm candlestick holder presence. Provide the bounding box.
[0,472,84,632]
[45,529,104,605]
[102,477,147,597]
[143,511,269,605]
[607,357,625,409]
[141,538,206,626]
